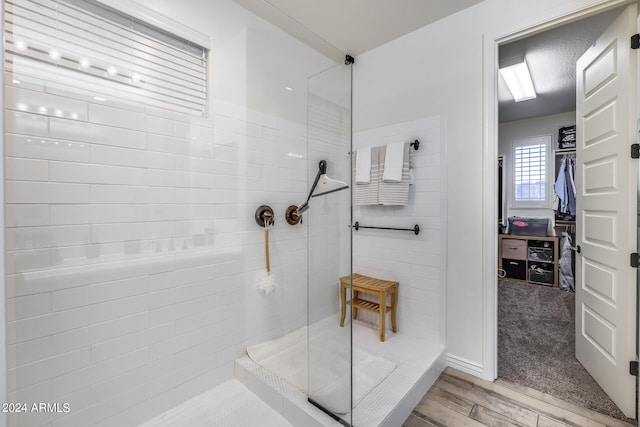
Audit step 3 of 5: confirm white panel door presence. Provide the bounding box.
[575,4,638,418]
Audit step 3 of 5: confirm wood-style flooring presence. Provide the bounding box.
[405,368,636,427]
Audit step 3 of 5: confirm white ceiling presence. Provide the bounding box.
[234,0,484,58]
[233,0,625,124]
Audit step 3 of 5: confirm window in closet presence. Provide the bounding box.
[510,135,551,208]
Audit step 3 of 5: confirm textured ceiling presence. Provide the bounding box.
[499,7,624,123]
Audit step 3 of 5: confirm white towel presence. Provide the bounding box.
[382,142,405,182]
[355,147,372,184]
[378,144,410,206]
[354,147,380,206]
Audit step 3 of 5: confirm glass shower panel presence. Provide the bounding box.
[306,62,352,424]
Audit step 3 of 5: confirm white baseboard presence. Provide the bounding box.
[445,353,489,379]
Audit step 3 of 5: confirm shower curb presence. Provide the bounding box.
[374,349,447,427]
[235,345,447,427]
[235,355,343,427]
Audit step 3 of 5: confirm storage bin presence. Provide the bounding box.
[558,125,576,149]
[528,262,554,285]
[528,247,554,262]
[508,217,548,237]
[528,240,554,262]
[504,259,526,280]
[502,239,527,260]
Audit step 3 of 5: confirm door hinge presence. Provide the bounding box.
[632,143,640,159]
[632,34,640,49]
[631,253,640,268]
[630,361,639,376]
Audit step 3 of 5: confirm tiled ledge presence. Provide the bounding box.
[235,355,344,427]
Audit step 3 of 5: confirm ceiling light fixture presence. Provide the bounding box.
[499,59,536,102]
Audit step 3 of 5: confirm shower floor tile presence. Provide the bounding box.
[140,379,293,427]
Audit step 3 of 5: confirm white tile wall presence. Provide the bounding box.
[352,116,446,344]
[5,82,311,427]
[5,205,50,228]
[5,134,91,163]
[5,157,49,182]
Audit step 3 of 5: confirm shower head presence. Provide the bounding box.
[288,160,349,221]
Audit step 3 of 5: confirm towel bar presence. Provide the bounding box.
[353,221,420,235]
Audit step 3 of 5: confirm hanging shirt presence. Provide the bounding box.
[566,158,576,216]
[554,158,568,213]
[567,157,577,196]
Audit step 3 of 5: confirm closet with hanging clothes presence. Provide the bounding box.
[553,148,576,292]
[554,150,576,222]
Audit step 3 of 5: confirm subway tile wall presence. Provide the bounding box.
[352,116,446,344]
[4,78,313,426]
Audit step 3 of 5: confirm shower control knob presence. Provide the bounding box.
[255,205,274,227]
[285,205,302,225]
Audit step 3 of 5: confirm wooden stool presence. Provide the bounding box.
[339,273,399,342]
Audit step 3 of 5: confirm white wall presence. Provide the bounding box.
[352,116,447,345]
[353,0,627,378]
[3,1,336,426]
[499,111,576,235]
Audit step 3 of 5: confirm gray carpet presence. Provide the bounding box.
[498,279,633,422]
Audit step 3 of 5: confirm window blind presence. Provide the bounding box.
[4,0,208,116]
[514,143,545,201]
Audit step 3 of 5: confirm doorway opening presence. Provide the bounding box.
[495,5,636,423]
